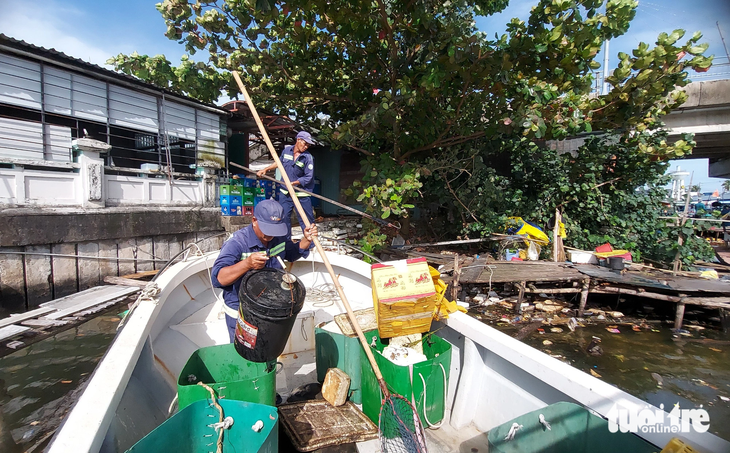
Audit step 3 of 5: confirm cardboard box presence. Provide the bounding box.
[242,195,254,207]
[254,195,266,207]
[371,257,437,338]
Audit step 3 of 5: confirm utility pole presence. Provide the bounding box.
[602,40,610,95]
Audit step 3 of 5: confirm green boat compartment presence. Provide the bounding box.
[360,331,452,427]
[177,343,276,410]
[487,401,659,453]
[126,399,278,453]
[315,323,378,404]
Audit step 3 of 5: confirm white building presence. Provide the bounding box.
[0,34,228,209]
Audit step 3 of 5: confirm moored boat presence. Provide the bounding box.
[48,248,730,453]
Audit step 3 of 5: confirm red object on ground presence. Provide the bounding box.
[595,243,613,253]
[510,257,523,261]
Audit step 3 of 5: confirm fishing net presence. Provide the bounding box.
[379,392,428,453]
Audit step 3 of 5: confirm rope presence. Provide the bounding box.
[198,382,227,453]
[417,363,447,429]
[116,282,160,331]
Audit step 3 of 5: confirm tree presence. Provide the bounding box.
[690,184,702,193]
[722,180,730,194]
[110,0,714,265]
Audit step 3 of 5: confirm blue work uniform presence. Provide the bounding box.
[279,145,315,239]
[211,225,312,342]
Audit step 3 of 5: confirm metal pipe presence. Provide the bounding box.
[228,161,400,230]
[0,250,167,263]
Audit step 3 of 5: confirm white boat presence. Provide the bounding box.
[48,248,730,453]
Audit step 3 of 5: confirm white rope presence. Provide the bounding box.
[418,363,447,429]
[539,413,552,431]
[117,282,160,331]
[504,422,523,441]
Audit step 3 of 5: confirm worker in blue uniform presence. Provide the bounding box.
[211,199,318,342]
[258,131,316,239]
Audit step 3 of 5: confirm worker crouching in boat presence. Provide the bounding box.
[211,199,318,342]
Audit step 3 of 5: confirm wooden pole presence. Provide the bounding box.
[228,161,399,229]
[553,208,560,262]
[451,254,461,302]
[674,301,686,330]
[231,72,389,393]
[673,173,694,273]
[578,279,590,317]
[516,281,526,313]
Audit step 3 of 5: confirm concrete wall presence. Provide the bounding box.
[0,207,225,313]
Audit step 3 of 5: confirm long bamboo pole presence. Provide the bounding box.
[228,161,399,229]
[231,72,389,393]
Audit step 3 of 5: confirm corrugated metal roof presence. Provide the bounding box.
[0,33,227,115]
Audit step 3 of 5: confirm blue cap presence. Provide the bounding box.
[296,131,315,145]
[254,199,288,237]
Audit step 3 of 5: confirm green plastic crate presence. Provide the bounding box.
[177,344,276,410]
[487,402,659,453]
[126,399,278,453]
[361,332,451,428]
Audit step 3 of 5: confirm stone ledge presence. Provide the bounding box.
[0,207,224,247]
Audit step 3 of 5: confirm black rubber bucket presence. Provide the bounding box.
[609,256,625,270]
[234,268,306,362]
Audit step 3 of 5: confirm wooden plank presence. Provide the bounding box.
[103,276,149,288]
[0,324,30,342]
[119,270,158,279]
[591,286,681,302]
[0,306,55,328]
[44,286,139,320]
[468,262,584,284]
[21,318,67,328]
[41,285,137,310]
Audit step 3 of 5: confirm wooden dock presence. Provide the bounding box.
[0,284,140,358]
[444,258,730,329]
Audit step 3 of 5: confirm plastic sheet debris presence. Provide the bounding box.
[543,340,553,346]
[550,327,563,333]
[606,327,621,334]
[567,317,578,332]
[651,373,664,387]
[380,346,427,366]
[590,369,602,378]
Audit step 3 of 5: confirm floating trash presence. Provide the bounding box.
[543,340,553,346]
[651,372,664,387]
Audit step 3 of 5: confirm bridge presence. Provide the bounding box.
[665,79,730,178]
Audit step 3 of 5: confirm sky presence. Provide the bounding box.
[1,0,729,190]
